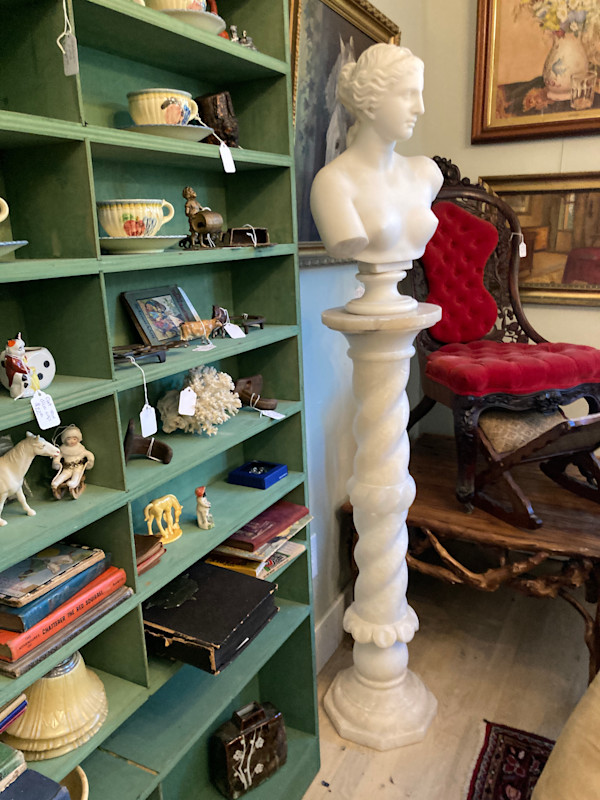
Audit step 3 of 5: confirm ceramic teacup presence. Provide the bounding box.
[97,199,175,238]
[0,197,9,224]
[127,88,199,126]
[145,0,208,11]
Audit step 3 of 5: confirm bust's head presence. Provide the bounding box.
[338,44,425,142]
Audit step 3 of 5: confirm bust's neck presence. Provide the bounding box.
[349,124,397,172]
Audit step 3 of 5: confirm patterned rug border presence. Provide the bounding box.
[466,720,555,800]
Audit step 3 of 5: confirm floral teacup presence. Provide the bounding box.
[97,199,175,238]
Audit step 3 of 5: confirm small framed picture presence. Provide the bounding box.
[121,285,199,346]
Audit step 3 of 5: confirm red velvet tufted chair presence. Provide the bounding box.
[409,157,600,527]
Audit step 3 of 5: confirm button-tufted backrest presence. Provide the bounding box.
[421,202,499,344]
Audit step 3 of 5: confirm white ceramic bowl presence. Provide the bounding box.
[127,88,198,126]
[97,199,175,238]
[146,0,207,10]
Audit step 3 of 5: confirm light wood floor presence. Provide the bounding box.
[304,569,591,799]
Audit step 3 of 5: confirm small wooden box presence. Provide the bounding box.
[210,702,287,799]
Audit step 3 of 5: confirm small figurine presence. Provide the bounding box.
[195,486,214,530]
[0,433,60,526]
[179,306,227,342]
[239,30,257,50]
[144,494,183,543]
[51,425,95,500]
[2,334,36,399]
[180,187,224,250]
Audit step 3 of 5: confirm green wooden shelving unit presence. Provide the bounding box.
[0,0,319,796]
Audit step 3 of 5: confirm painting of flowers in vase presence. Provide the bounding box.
[473,0,600,142]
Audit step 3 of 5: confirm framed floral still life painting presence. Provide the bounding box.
[290,0,399,263]
[472,0,600,143]
[484,173,600,305]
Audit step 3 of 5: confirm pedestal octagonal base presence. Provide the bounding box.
[324,664,437,750]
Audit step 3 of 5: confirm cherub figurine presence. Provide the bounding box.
[4,334,35,399]
[195,486,214,530]
[51,425,95,500]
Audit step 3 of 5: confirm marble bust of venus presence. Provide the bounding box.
[310,44,443,313]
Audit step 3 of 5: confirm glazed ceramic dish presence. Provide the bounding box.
[162,9,226,33]
[100,235,183,254]
[96,198,175,238]
[0,241,27,257]
[124,123,213,141]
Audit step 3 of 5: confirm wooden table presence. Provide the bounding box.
[407,434,600,682]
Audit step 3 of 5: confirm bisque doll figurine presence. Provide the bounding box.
[3,334,35,399]
[195,486,214,530]
[51,425,95,500]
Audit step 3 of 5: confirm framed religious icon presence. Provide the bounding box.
[290,0,399,261]
[121,285,199,345]
[472,0,600,143]
[483,172,600,305]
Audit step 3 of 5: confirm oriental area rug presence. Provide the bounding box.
[466,721,555,800]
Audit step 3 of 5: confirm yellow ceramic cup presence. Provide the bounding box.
[97,199,175,238]
[0,196,9,224]
[146,0,208,11]
[127,88,199,126]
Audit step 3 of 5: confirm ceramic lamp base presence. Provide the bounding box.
[324,663,437,750]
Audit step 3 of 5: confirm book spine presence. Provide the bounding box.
[3,557,111,632]
[0,567,126,661]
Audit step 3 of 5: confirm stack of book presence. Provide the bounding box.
[0,695,26,735]
[134,534,166,575]
[0,746,70,799]
[0,543,133,678]
[205,501,312,578]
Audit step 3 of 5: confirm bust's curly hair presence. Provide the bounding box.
[337,43,423,119]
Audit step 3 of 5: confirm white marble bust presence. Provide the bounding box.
[310,44,442,273]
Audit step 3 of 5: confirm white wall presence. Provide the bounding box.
[300,0,600,635]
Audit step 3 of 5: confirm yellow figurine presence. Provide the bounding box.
[144,494,183,544]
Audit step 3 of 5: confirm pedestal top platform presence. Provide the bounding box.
[322,302,441,334]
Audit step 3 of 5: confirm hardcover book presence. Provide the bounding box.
[213,513,312,562]
[137,547,165,576]
[0,555,112,632]
[0,567,126,661]
[0,701,27,734]
[143,561,278,674]
[205,541,307,580]
[134,534,163,563]
[0,544,105,607]
[0,743,25,792]
[0,587,133,678]
[0,768,71,799]
[226,501,310,552]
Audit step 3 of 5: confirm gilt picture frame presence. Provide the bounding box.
[290,0,400,263]
[483,172,600,305]
[472,0,600,144]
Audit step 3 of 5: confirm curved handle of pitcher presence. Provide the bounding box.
[188,99,199,122]
[0,197,9,224]
[161,200,175,224]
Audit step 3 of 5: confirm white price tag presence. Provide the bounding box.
[178,387,197,416]
[193,342,216,352]
[31,391,61,430]
[219,141,236,173]
[260,409,286,420]
[519,241,527,258]
[224,322,246,339]
[61,32,79,76]
[140,403,157,437]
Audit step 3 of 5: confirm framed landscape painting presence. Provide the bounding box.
[484,172,600,305]
[472,0,600,143]
[290,0,399,261]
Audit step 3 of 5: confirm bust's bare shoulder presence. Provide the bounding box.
[312,158,356,198]
[407,155,444,193]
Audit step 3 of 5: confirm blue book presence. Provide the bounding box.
[0,701,27,734]
[0,769,70,799]
[0,556,111,632]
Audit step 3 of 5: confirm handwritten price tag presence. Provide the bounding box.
[31,391,61,430]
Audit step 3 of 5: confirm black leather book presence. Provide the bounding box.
[143,561,278,674]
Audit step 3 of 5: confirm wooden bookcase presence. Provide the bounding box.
[0,0,319,797]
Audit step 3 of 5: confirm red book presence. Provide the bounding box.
[226,501,310,552]
[0,567,126,661]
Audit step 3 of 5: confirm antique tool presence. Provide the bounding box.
[123,419,173,465]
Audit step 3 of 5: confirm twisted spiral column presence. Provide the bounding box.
[321,302,441,750]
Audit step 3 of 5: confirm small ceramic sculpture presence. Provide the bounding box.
[310,43,443,315]
[180,187,224,249]
[180,306,227,342]
[2,334,36,399]
[195,486,214,529]
[0,433,60,526]
[144,493,183,543]
[158,366,241,436]
[51,425,95,500]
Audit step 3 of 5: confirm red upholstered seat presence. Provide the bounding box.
[426,341,600,397]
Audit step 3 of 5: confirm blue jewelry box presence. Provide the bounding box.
[227,461,288,490]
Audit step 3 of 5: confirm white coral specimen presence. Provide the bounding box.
[158,366,241,436]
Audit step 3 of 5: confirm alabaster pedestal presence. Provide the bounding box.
[321,301,440,750]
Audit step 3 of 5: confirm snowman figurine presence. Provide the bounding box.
[3,334,36,399]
